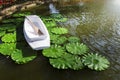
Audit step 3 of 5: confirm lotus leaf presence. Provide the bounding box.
[51,36,67,44]
[2,33,16,43]
[51,27,68,35]
[0,30,5,37]
[42,18,57,27]
[0,24,16,31]
[12,12,31,17]
[66,43,89,55]
[0,43,16,56]
[42,45,65,58]
[68,36,80,43]
[49,53,84,70]
[70,56,84,70]
[2,19,15,23]
[11,49,37,64]
[82,53,110,71]
[50,33,60,41]
[51,14,67,22]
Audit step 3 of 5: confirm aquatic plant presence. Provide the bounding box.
[2,19,15,23]
[0,30,5,37]
[42,45,65,58]
[12,12,31,17]
[68,36,80,43]
[51,36,67,44]
[1,33,16,43]
[70,56,84,70]
[49,53,84,70]
[51,27,68,35]
[0,43,16,56]
[66,42,89,55]
[51,14,67,22]
[42,18,57,27]
[11,49,37,64]
[50,33,60,41]
[82,53,110,71]
[0,24,17,31]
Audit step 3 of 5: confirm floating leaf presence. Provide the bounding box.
[66,43,89,55]
[0,30,6,37]
[49,53,84,70]
[1,33,16,43]
[0,43,16,56]
[50,33,60,41]
[0,24,16,31]
[68,36,80,43]
[11,49,37,64]
[70,56,84,70]
[82,53,110,71]
[42,18,57,27]
[51,14,67,22]
[2,19,15,23]
[51,36,67,44]
[51,27,68,35]
[12,12,31,17]
[42,45,65,58]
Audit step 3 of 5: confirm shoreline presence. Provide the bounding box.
[0,1,44,20]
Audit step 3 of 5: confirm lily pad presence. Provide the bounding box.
[11,49,37,64]
[0,30,6,37]
[42,45,65,58]
[50,33,60,41]
[49,53,84,70]
[68,36,80,43]
[1,33,16,43]
[12,12,31,17]
[51,14,67,22]
[66,42,89,55]
[51,27,68,35]
[0,43,16,56]
[0,24,16,31]
[82,53,110,71]
[42,18,57,27]
[51,36,67,44]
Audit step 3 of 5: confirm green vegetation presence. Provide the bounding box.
[0,11,110,71]
[82,53,110,71]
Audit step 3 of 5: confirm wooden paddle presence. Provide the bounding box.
[26,17,43,35]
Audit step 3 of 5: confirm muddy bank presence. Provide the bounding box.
[0,1,44,20]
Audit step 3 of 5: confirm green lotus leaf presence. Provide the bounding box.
[11,49,37,64]
[1,33,16,43]
[68,36,80,43]
[42,18,57,27]
[49,53,84,70]
[70,56,84,70]
[66,42,89,55]
[50,33,60,41]
[0,43,16,56]
[82,53,110,71]
[0,24,16,31]
[51,14,67,22]
[51,27,68,35]
[42,45,65,58]
[2,19,15,23]
[49,53,74,69]
[0,30,6,37]
[51,36,67,44]
[12,12,31,17]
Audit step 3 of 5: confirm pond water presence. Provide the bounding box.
[0,0,120,80]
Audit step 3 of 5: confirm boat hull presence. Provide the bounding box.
[23,15,50,50]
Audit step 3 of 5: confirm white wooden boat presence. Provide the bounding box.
[23,15,50,50]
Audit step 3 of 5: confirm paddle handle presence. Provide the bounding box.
[26,17,43,35]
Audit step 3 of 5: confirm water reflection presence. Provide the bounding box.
[59,0,120,79]
[1,0,120,80]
